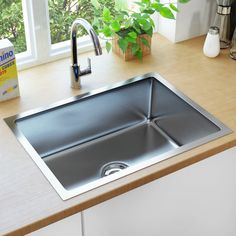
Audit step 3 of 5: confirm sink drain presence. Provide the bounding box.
[101,162,129,177]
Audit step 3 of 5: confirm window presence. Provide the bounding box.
[0,0,26,54]
[0,0,148,70]
[49,0,115,45]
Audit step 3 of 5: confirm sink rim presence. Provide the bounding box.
[4,72,232,200]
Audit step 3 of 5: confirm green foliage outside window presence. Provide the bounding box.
[0,0,190,57]
[0,0,115,54]
[49,0,116,44]
[0,0,26,54]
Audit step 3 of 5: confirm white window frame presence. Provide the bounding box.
[16,0,162,71]
[16,0,36,69]
[16,0,97,71]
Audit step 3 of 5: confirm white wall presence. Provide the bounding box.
[175,0,216,42]
[157,0,217,42]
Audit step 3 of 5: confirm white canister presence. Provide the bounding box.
[203,26,220,58]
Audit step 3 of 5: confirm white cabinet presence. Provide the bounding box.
[83,147,236,236]
[27,212,82,236]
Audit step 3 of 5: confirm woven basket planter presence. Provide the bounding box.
[112,33,152,61]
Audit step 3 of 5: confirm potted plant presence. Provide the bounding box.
[92,0,190,60]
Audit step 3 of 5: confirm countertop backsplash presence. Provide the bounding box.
[157,0,217,42]
[157,0,236,43]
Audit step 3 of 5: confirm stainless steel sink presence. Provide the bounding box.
[4,73,231,200]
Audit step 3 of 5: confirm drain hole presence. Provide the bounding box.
[101,162,129,177]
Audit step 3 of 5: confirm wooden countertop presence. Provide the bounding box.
[0,34,236,235]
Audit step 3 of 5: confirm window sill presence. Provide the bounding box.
[16,35,105,71]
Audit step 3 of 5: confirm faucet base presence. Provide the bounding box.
[70,67,81,89]
[71,79,81,89]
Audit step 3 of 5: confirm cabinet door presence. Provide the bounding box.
[27,212,82,236]
[83,147,236,236]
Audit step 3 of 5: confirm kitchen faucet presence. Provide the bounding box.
[70,18,102,89]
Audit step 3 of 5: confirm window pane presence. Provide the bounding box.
[0,0,26,54]
[48,0,116,45]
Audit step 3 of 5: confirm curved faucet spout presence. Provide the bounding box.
[70,18,102,89]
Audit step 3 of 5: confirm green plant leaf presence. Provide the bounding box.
[142,13,150,19]
[169,3,179,12]
[143,9,155,14]
[149,17,155,27]
[140,37,150,47]
[133,24,142,34]
[145,27,153,37]
[102,25,112,37]
[132,12,142,19]
[118,38,129,53]
[138,18,152,31]
[131,43,139,55]
[111,20,121,32]
[151,3,163,12]
[103,7,112,22]
[178,0,190,3]
[126,36,136,43]
[128,31,137,39]
[135,49,143,61]
[124,18,132,28]
[105,41,112,52]
[120,10,129,16]
[159,7,175,19]
[141,0,151,4]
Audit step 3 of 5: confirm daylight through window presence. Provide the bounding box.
[0,0,26,54]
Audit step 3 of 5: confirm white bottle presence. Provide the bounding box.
[203,26,220,58]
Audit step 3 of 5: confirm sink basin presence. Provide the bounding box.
[4,73,231,200]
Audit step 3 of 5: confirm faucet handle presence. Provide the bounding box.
[70,58,92,88]
[87,57,91,70]
[79,57,92,76]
